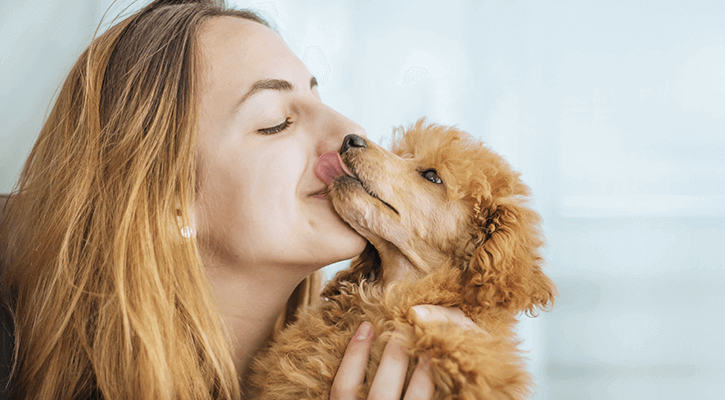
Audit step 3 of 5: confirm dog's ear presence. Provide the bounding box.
[462,198,556,315]
[321,242,381,298]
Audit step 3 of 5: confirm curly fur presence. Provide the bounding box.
[248,119,556,399]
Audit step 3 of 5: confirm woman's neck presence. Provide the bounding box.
[203,260,306,378]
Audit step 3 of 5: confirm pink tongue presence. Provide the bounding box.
[315,152,351,185]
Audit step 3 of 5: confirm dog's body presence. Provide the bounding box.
[250,120,556,399]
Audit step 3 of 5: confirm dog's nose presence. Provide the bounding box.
[340,134,367,153]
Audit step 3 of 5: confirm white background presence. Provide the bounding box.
[1,1,724,398]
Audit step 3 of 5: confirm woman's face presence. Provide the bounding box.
[194,17,367,274]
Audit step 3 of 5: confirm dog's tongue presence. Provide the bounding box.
[315,152,353,185]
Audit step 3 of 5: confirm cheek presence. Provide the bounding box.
[429,201,472,253]
[195,147,268,238]
[395,183,461,243]
[235,141,304,202]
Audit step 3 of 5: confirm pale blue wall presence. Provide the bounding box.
[1,1,724,398]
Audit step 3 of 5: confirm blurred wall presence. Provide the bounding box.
[1,1,724,398]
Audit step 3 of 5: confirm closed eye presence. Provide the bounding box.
[420,168,442,184]
[258,118,292,135]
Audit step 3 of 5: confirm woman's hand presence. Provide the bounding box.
[329,305,484,400]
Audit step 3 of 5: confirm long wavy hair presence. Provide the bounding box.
[0,1,315,399]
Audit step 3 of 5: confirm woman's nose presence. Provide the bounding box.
[340,134,367,153]
[314,105,367,155]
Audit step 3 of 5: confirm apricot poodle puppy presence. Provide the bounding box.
[249,119,556,399]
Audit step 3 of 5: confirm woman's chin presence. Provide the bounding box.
[311,198,367,254]
[316,226,367,267]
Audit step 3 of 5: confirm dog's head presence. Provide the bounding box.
[319,119,555,315]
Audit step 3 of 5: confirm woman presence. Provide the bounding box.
[0,1,479,399]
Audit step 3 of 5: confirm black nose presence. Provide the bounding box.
[340,134,367,154]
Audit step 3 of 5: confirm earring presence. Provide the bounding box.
[177,213,196,239]
[180,225,196,239]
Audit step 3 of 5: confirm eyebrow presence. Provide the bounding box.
[236,76,318,110]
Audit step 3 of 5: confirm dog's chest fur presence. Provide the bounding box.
[249,269,529,400]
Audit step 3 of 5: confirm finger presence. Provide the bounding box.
[330,321,374,400]
[403,355,434,400]
[410,305,486,334]
[367,330,409,400]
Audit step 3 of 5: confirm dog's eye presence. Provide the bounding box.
[421,169,442,184]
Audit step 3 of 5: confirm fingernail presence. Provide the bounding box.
[355,322,373,341]
[413,305,430,319]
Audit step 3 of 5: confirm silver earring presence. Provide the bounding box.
[180,225,196,239]
[177,214,196,239]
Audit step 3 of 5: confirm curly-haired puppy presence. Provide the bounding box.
[249,119,556,399]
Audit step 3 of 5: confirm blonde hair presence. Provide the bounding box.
[0,1,318,399]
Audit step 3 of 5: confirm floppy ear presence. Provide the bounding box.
[321,242,382,298]
[462,198,556,315]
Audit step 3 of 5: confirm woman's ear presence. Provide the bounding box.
[173,203,197,240]
[462,198,556,315]
[321,242,381,298]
